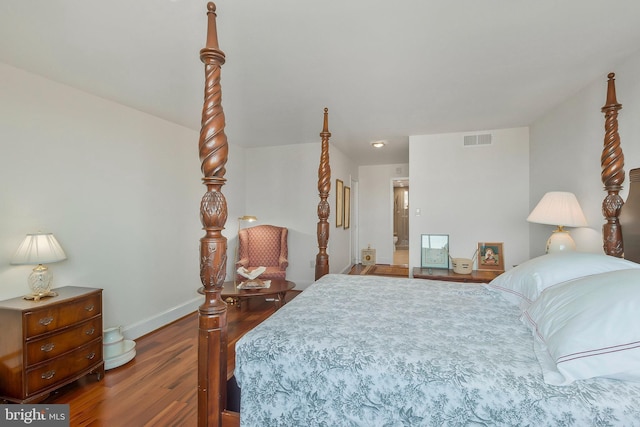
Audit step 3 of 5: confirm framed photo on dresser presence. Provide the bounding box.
[477,242,504,271]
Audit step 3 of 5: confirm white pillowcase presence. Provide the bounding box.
[484,252,640,310]
[521,268,640,385]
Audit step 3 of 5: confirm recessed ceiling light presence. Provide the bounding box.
[371,141,386,148]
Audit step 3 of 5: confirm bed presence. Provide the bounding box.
[235,271,640,425]
[194,3,640,426]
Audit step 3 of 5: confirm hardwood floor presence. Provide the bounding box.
[40,292,299,426]
[393,249,409,266]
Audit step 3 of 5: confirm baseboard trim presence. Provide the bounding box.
[122,285,311,340]
[123,296,202,340]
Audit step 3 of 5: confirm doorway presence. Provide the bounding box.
[392,178,409,266]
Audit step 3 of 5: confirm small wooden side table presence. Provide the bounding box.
[412,267,501,284]
[221,279,295,309]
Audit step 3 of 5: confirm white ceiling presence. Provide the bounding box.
[2,1,640,166]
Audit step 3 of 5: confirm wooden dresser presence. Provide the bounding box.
[413,267,502,284]
[0,286,104,403]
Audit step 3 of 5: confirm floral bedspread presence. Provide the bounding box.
[234,274,640,426]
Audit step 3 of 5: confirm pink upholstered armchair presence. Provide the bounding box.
[236,225,288,281]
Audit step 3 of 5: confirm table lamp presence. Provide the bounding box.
[527,191,588,253]
[234,216,257,285]
[11,232,67,300]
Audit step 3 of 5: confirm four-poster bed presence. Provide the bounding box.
[195,4,640,426]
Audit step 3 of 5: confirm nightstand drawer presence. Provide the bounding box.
[26,317,102,365]
[25,293,101,337]
[26,339,102,396]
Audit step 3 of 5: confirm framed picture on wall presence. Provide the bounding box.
[477,242,504,271]
[336,179,344,227]
[421,234,449,269]
[344,186,351,229]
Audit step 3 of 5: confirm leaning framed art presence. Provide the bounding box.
[336,179,344,227]
[421,234,449,269]
[344,186,351,229]
[477,242,504,271]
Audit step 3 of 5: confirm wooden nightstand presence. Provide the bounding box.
[0,286,104,403]
[413,267,501,284]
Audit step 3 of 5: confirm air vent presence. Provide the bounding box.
[463,135,477,146]
[463,133,492,147]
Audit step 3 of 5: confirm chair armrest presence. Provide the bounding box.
[237,257,249,268]
[279,256,288,270]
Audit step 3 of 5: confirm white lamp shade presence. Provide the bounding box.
[527,192,588,227]
[11,233,67,265]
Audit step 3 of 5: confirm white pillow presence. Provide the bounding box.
[484,252,640,309]
[521,268,640,385]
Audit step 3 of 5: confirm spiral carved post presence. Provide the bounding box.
[315,108,331,280]
[601,72,625,257]
[197,3,230,426]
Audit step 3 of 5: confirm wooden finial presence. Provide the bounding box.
[205,2,221,52]
[603,72,621,111]
[320,107,331,137]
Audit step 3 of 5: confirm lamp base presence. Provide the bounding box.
[25,265,57,301]
[23,290,58,302]
[546,230,576,253]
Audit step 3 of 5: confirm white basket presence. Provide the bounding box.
[451,257,473,274]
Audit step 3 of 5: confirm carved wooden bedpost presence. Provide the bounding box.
[601,72,625,257]
[315,108,331,280]
[197,3,230,426]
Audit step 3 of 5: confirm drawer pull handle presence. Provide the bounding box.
[86,352,96,360]
[85,304,95,312]
[39,317,54,326]
[41,343,55,352]
[41,370,56,380]
[85,327,95,335]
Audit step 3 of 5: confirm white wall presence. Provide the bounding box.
[530,52,640,257]
[244,142,357,289]
[357,164,409,265]
[409,128,530,273]
[327,144,359,274]
[0,63,246,339]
